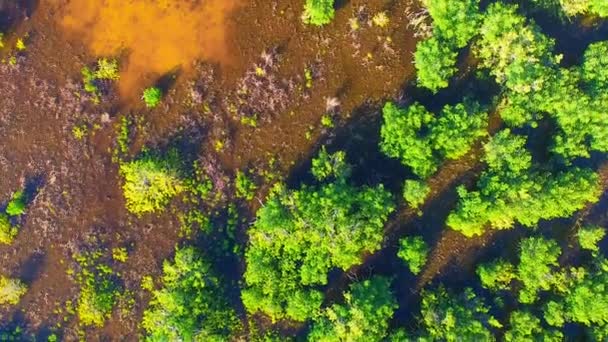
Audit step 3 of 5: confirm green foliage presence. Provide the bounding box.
[402,179,430,209]
[559,0,608,17]
[0,275,27,305]
[430,102,488,159]
[448,130,601,236]
[416,286,498,341]
[120,152,184,216]
[302,0,335,26]
[242,151,394,321]
[307,277,397,342]
[380,102,436,177]
[475,3,558,94]
[578,225,606,253]
[422,0,482,48]
[477,259,515,291]
[142,87,162,108]
[5,190,26,217]
[582,41,608,91]
[235,170,257,201]
[414,36,458,92]
[0,213,17,245]
[562,265,608,327]
[504,311,563,341]
[73,251,121,327]
[517,237,561,304]
[311,148,351,181]
[142,247,240,341]
[94,58,120,80]
[380,101,487,178]
[397,236,429,275]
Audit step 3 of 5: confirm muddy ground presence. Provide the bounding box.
[0,0,606,340]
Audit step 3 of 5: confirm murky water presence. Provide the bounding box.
[54,0,241,97]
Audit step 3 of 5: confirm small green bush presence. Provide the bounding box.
[142,87,162,108]
[0,276,27,305]
[397,236,429,275]
[302,0,335,26]
[120,154,184,216]
[578,225,606,252]
[403,179,430,209]
[6,190,26,217]
[94,58,120,80]
[0,213,17,245]
[311,147,351,181]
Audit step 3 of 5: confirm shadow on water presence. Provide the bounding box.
[0,0,38,31]
[18,251,46,284]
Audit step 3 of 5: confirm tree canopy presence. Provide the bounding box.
[307,277,397,342]
[242,150,394,322]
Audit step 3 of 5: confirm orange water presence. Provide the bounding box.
[55,0,241,98]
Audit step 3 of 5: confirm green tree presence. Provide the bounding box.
[142,247,240,341]
[422,0,482,47]
[242,151,394,321]
[477,259,516,291]
[402,179,430,209]
[448,130,601,236]
[380,102,437,178]
[417,286,498,341]
[302,0,335,26]
[582,41,608,92]
[517,237,561,304]
[235,170,257,201]
[504,311,563,341]
[414,36,459,92]
[307,277,397,342]
[578,225,606,253]
[380,101,486,178]
[397,236,429,275]
[0,276,27,305]
[120,153,184,216]
[475,3,558,93]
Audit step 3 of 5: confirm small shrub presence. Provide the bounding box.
[15,38,25,51]
[0,213,17,245]
[414,36,458,93]
[120,153,184,216]
[372,12,390,27]
[235,171,257,201]
[112,247,129,263]
[577,225,606,252]
[73,251,121,327]
[403,179,430,209]
[311,147,351,181]
[142,87,162,108]
[397,236,429,275]
[5,190,26,217]
[302,0,335,26]
[0,276,27,305]
[94,58,120,80]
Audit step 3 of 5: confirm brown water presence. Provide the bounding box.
[54,0,241,98]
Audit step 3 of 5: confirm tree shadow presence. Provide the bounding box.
[18,251,46,284]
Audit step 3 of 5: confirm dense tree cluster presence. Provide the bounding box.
[307,277,397,341]
[380,101,487,179]
[242,150,394,321]
[142,247,240,341]
[447,130,601,236]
